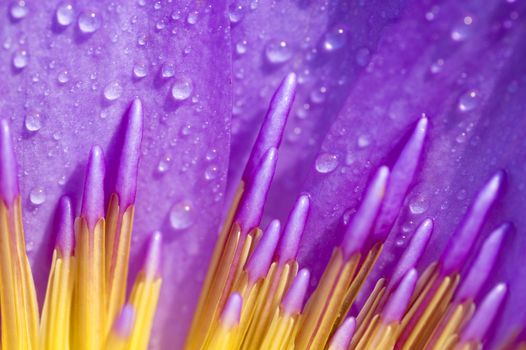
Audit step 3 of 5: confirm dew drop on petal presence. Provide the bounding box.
[55,2,74,26]
[458,89,479,112]
[357,135,370,148]
[265,40,292,64]
[169,200,194,230]
[315,153,338,174]
[161,62,175,78]
[57,70,70,84]
[29,187,46,205]
[156,154,172,174]
[78,10,101,34]
[24,112,42,132]
[9,0,28,20]
[355,47,370,67]
[408,194,428,214]
[228,4,245,23]
[186,11,198,25]
[235,40,248,55]
[322,27,347,52]
[12,49,29,69]
[204,164,219,180]
[103,81,122,101]
[171,77,193,101]
[133,63,147,78]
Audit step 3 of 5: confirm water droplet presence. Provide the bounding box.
[204,164,219,180]
[137,33,147,46]
[55,2,74,26]
[228,4,245,23]
[458,90,479,112]
[315,153,338,174]
[161,62,175,78]
[78,10,101,34]
[235,40,248,55]
[357,135,370,148]
[187,11,198,25]
[12,49,29,69]
[156,154,172,174]
[429,58,444,74]
[322,27,347,52]
[171,77,193,101]
[310,86,327,104]
[103,81,122,101]
[169,200,194,230]
[265,40,292,64]
[9,1,28,20]
[29,187,46,205]
[57,70,70,84]
[133,63,147,78]
[450,21,473,42]
[355,47,371,67]
[409,194,428,214]
[205,148,217,161]
[25,112,42,132]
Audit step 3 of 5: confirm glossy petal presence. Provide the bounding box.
[0,1,231,348]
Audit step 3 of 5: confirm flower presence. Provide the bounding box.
[0,1,525,350]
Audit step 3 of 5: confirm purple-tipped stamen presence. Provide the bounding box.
[243,73,297,180]
[460,283,507,343]
[389,218,433,289]
[341,166,390,259]
[382,269,418,324]
[144,231,163,280]
[454,223,509,303]
[0,119,19,207]
[275,194,310,264]
[112,304,136,338]
[245,220,281,284]
[80,146,106,231]
[374,116,428,242]
[281,268,310,316]
[55,196,75,257]
[221,293,243,329]
[235,148,278,234]
[329,317,356,350]
[441,171,505,275]
[114,98,143,210]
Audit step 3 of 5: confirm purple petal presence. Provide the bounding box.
[0,1,231,348]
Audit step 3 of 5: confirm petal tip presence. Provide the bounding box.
[281,268,310,316]
[221,293,242,329]
[81,146,106,229]
[276,194,310,264]
[0,119,19,206]
[56,196,75,257]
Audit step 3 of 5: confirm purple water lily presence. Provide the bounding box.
[0,0,525,349]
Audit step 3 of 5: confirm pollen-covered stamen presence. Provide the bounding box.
[245,220,281,285]
[397,172,505,350]
[356,270,418,350]
[127,232,163,350]
[281,268,310,316]
[106,98,144,326]
[261,269,310,349]
[454,223,509,303]
[242,195,309,349]
[235,147,278,235]
[441,170,505,275]
[459,283,507,349]
[40,197,75,350]
[0,119,19,207]
[389,218,433,290]
[243,72,297,180]
[104,305,135,350]
[276,194,310,265]
[295,166,389,350]
[329,317,356,350]
[342,166,390,258]
[374,116,428,242]
[208,293,243,348]
[0,119,39,350]
[75,145,107,350]
[426,225,507,350]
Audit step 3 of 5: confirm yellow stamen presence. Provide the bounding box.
[105,194,135,327]
[40,250,75,350]
[73,218,106,350]
[0,198,39,350]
